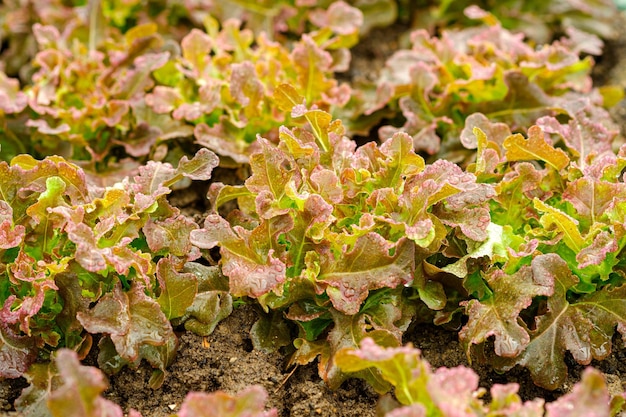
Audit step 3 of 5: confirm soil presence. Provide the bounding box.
[2,8,626,417]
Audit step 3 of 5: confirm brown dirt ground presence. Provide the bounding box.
[1,9,626,417]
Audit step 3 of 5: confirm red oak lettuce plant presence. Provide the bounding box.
[348,7,621,164]
[0,149,218,389]
[190,84,495,386]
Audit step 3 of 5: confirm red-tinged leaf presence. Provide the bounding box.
[576,230,617,270]
[318,235,414,316]
[144,215,199,257]
[176,148,219,182]
[145,86,182,113]
[115,123,159,158]
[495,254,578,389]
[435,204,492,242]
[460,113,511,149]
[223,249,287,298]
[0,315,37,378]
[309,168,343,204]
[0,71,28,113]
[14,362,60,416]
[194,123,250,164]
[9,250,46,283]
[19,157,89,204]
[131,160,176,201]
[173,102,209,121]
[25,176,68,225]
[122,146,210,199]
[85,188,130,224]
[54,272,92,347]
[108,246,153,285]
[309,1,364,35]
[493,162,548,230]
[545,368,610,417]
[246,138,298,201]
[322,312,401,391]
[563,177,626,226]
[377,132,425,189]
[487,384,545,416]
[102,100,129,127]
[180,29,213,78]
[442,222,508,278]
[470,127,503,177]
[184,291,233,336]
[273,84,305,113]
[536,112,614,163]
[77,283,175,364]
[401,159,494,243]
[139,335,178,389]
[503,126,570,171]
[230,61,264,110]
[156,257,198,320]
[190,215,289,298]
[250,310,292,353]
[178,386,277,417]
[335,338,430,406]
[291,35,334,104]
[427,366,481,417]
[460,263,553,358]
[190,214,235,250]
[0,219,25,248]
[574,285,626,359]
[66,222,115,273]
[4,260,58,334]
[47,350,123,417]
[499,255,626,389]
[26,119,71,136]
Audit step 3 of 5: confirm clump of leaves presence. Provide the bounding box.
[350,7,621,164]
[145,3,360,165]
[455,108,626,389]
[0,21,179,167]
[0,149,219,387]
[190,85,495,387]
[336,337,626,417]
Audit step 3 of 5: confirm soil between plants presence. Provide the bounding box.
[2,10,626,417]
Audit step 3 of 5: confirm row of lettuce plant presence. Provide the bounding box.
[27,344,626,416]
[0,1,362,173]
[1,2,622,174]
[1,0,617,81]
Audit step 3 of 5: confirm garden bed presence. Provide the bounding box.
[1,2,626,416]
